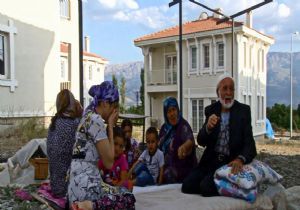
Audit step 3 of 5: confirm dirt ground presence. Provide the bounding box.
[255,139,300,188]
[0,133,299,189]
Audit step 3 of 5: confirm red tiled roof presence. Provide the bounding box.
[134,17,243,43]
[60,43,108,61]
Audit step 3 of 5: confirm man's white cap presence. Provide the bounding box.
[216,72,234,94]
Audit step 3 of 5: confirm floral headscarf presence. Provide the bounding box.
[89,81,119,108]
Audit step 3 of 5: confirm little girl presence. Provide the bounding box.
[98,126,132,189]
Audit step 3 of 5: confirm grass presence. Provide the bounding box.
[0,118,48,143]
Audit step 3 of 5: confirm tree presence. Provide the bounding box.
[140,68,144,108]
[120,76,126,112]
[112,74,118,89]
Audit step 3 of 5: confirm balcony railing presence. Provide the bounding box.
[60,81,71,90]
[147,68,177,85]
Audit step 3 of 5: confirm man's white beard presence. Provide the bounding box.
[219,98,234,109]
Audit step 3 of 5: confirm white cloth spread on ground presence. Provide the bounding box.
[133,184,273,210]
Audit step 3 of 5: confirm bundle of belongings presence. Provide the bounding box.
[214,159,282,203]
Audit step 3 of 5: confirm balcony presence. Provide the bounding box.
[60,81,71,90]
[147,68,177,85]
[147,68,177,93]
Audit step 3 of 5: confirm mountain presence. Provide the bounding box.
[267,52,300,107]
[104,61,144,107]
[104,52,300,108]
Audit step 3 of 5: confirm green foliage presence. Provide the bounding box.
[0,118,48,144]
[120,76,126,108]
[0,185,41,209]
[126,105,144,115]
[124,105,144,125]
[267,103,300,131]
[18,118,48,142]
[140,68,144,108]
[112,74,118,89]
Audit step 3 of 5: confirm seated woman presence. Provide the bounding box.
[159,97,197,184]
[68,81,135,210]
[47,89,82,198]
[121,119,140,169]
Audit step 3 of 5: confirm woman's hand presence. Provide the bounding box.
[228,158,243,174]
[108,109,119,127]
[177,145,187,159]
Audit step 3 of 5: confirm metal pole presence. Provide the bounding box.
[231,18,234,77]
[179,0,183,110]
[78,0,84,105]
[290,34,293,138]
[169,0,183,110]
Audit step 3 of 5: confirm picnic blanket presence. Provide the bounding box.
[133,184,273,210]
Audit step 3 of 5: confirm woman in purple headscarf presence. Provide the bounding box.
[159,97,197,184]
[68,81,135,210]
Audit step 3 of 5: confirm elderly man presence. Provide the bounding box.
[181,73,257,196]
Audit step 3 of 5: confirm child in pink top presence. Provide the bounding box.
[98,126,132,189]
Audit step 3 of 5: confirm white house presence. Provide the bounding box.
[60,36,107,109]
[0,0,100,126]
[134,11,274,139]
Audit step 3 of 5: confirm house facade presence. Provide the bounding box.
[134,11,274,138]
[60,36,107,109]
[0,0,79,122]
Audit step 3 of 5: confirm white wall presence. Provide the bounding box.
[0,0,60,117]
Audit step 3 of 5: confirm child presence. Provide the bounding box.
[98,126,131,189]
[128,127,164,186]
[121,119,140,169]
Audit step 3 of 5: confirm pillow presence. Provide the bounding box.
[215,159,282,190]
[214,178,257,203]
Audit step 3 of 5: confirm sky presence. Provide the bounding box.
[83,0,300,64]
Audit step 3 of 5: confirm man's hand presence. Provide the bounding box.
[206,114,220,131]
[228,158,243,174]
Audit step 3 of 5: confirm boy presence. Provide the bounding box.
[128,127,164,186]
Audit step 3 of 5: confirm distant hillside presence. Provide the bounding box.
[104,61,143,106]
[267,52,300,107]
[104,52,300,108]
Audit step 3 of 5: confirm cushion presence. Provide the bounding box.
[215,159,282,190]
[214,178,257,203]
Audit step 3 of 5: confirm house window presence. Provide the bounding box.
[203,44,210,68]
[89,66,92,80]
[60,0,70,19]
[165,55,177,84]
[190,46,197,71]
[0,35,5,78]
[211,99,217,104]
[217,42,224,67]
[191,99,204,132]
[97,67,100,72]
[0,20,17,91]
[60,60,65,79]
